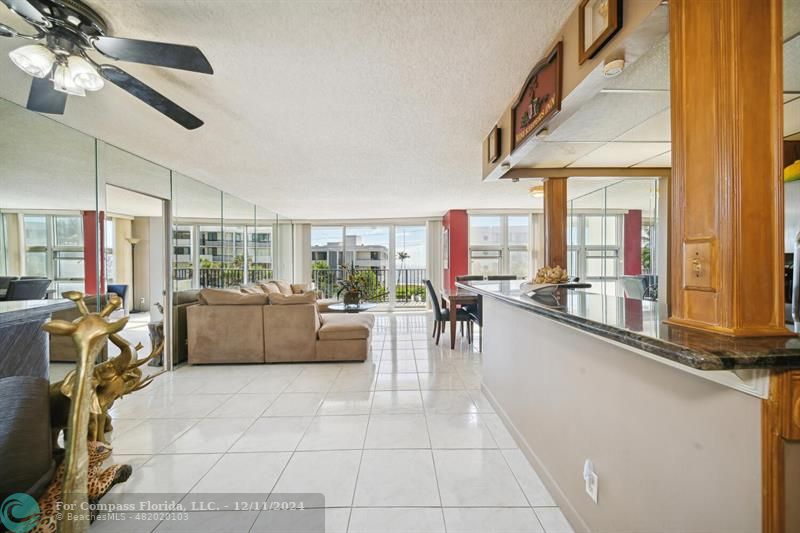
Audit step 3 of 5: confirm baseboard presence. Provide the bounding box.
[481,383,591,533]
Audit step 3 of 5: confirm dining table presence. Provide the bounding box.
[440,286,480,350]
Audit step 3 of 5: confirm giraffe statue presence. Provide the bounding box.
[42,292,128,533]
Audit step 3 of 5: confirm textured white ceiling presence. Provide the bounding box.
[0,0,578,219]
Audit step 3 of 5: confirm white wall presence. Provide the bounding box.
[131,216,165,318]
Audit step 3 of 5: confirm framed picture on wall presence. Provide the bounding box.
[487,125,500,164]
[578,0,622,64]
[442,228,449,270]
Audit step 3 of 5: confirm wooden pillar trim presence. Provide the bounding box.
[668,0,789,336]
[763,370,800,533]
[543,177,567,269]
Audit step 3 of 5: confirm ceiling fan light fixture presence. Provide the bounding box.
[9,44,55,78]
[53,63,85,96]
[69,56,104,91]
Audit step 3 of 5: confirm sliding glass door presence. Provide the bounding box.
[310,224,427,309]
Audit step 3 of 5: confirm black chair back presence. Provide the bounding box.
[424,279,444,321]
[488,275,517,280]
[455,275,482,282]
[107,284,128,306]
[0,276,18,291]
[4,279,51,301]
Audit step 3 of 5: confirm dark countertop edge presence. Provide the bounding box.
[0,299,74,324]
[456,282,800,371]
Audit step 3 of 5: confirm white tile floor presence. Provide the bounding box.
[79,312,573,533]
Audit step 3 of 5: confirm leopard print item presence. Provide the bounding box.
[32,441,132,532]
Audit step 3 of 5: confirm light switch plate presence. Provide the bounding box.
[585,471,599,504]
[683,239,715,291]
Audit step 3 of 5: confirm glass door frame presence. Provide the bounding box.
[311,223,428,310]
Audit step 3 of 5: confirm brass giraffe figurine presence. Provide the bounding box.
[42,292,128,533]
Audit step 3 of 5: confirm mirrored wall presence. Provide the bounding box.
[0,96,292,367]
[567,178,664,302]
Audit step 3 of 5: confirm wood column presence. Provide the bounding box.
[543,177,567,269]
[762,370,800,533]
[668,0,789,336]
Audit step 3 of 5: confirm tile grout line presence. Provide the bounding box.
[344,338,382,532]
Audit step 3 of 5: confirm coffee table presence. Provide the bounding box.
[328,302,377,313]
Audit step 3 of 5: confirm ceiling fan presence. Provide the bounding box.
[0,0,213,129]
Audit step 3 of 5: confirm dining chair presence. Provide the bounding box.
[107,284,129,314]
[0,276,18,291]
[487,275,518,280]
[455,275,483,282]
[424,279,473,346]
[4,279,51,301]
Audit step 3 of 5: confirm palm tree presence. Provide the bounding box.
[397,251,410,268]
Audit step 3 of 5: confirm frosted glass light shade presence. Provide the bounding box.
[69,56,104,91]
[9,44,55,78]
[53,63,85,96]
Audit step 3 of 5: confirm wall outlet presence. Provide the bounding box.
[583,459,599,504]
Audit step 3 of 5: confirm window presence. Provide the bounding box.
[22,214,87,293]
[469,214,531,278]
[310,224,427,308]
[567,214,622,281]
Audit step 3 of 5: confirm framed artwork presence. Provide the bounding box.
[578,0,622,64]
[487,125,500,164]
[511,42,563,153]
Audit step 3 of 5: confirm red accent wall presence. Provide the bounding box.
[623,209,642,276]
[82,211,106,296]
[442,209,468,290]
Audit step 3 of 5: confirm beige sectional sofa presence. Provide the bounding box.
[186,281,373,364]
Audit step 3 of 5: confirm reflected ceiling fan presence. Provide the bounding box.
[0,0,212,129]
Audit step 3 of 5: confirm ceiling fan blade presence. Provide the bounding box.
[26,75,66,114]
[0,0,48,26]
[0,23,17,37]
[98,64,204,130]
[93,36,213,74]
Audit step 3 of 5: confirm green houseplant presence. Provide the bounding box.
[336,264,388,306]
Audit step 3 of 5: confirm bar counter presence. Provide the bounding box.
[457,280,783,532]
[458,280,800,371]
[0,299,72,379]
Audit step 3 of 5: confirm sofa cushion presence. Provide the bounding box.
[318,313,374,340]
[174,289,201,305]
[272,280,294,296]
[199,288,268,306]
[290,283,309,294]
[269,292,316,305]
[241,285,265,295]
[316,298,338,313]
[258,282,281,295]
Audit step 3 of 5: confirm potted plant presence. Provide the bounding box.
[336,264,388,307]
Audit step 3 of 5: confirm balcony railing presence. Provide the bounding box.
[311,267,427,307]
[172,268,274,288]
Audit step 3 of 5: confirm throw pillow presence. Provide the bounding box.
[257,282,281,295]
[272,280,293,296]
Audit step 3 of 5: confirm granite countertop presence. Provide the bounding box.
[0,299,74,324]
[458,281,800,371]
